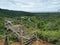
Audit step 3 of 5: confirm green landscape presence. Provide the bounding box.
[0,9,60,45]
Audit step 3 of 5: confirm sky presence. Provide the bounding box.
[0,0,60,12]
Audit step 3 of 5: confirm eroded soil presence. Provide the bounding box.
[0,39,54,45]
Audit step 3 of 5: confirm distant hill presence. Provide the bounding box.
[0,9,33,17]
[0,8,60,17]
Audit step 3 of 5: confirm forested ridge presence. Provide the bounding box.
[0,9,60,45]
[0,9,33,17]
[0,8,60,17]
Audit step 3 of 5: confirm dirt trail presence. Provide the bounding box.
[0,39,54,45]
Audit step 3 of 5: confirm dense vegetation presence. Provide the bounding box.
[0,9,60,45]
[0,9,33,17]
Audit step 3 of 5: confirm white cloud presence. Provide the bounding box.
[0,0,60,12]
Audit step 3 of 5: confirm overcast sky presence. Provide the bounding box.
[0,0,60,12]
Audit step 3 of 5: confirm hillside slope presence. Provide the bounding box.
[0,9,33,17]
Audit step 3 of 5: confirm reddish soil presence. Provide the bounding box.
[11,42,21,45]
[0,39,54,45]
[32,39,54,45]
[0,39,5,45]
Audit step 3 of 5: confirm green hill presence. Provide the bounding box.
[0,9,33,17]
[0,8,60,44]
[0,8,60,17]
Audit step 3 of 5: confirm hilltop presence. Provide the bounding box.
[0,8,60,17]
[0,8,33,17]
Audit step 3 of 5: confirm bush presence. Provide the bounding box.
[37,30,60,43]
